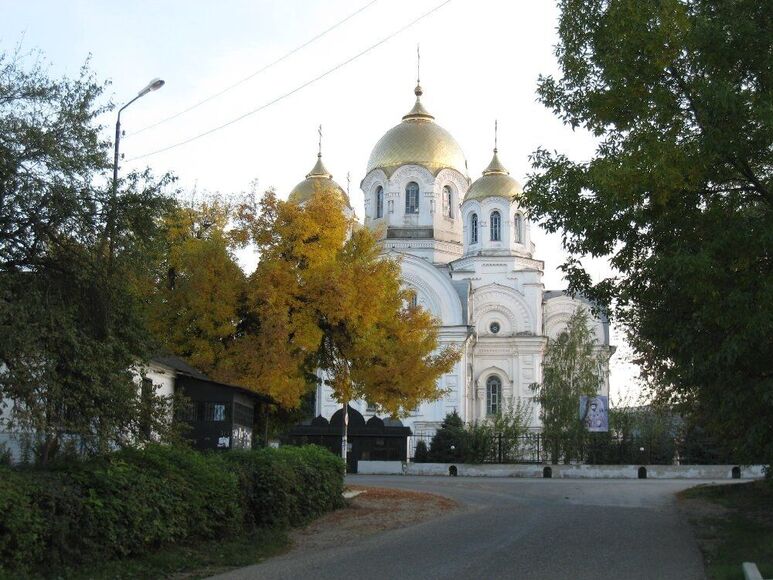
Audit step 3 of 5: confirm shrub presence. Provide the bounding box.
[0,444,344,576]
[413,440,429,462]
[427,411,465,462]
[0,468,46,571]
[462,421,493,463]
[224,445,344,530]
[0,443,12,466]
[427,403,533,464]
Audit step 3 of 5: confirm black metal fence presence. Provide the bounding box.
[410,430,739,465]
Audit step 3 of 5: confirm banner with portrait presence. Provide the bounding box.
[579,395,609,432]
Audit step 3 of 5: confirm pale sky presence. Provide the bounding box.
[2,0,641,401]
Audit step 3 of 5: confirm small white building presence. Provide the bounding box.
[291,82,614,435]
[0,356,271,463]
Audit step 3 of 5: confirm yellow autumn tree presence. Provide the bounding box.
[227,186,459,414]
[147,195,248,377]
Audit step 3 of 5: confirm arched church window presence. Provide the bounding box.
[408,291,418,309]
[471,213,478,244]
[486,376,502,416]
[376,186,384,219]
[405,182,420,214]
[444,185,453,218]
[514,212,523,243]
[490,210,501,241]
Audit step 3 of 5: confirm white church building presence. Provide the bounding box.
[289,80,613,435]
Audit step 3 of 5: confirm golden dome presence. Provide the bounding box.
[288,154,350,207]
[464,150,522,202]
[366,84,467,177]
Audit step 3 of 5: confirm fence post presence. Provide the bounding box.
[537,433,541,463]
[498,434,503,463]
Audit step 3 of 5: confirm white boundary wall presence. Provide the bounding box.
[356,461,766,479]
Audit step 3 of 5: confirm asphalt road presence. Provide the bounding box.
[216,475,718,580]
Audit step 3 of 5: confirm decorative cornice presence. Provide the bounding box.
[381,239,463,252]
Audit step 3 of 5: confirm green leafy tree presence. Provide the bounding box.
[0,47,175,463]
[524,0,772,465]
[531,308,603,463]
[593,404,677,464]
[489,399,534,462]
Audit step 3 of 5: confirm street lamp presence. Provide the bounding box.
[112,77,165,192]
[106,78,164,264]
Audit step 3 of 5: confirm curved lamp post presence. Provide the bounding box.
[108,78,164,262]
[112,77,165,192]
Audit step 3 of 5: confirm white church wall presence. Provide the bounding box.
[362,165,469,264]
[472,284,538,335]
[461,195,536,259]
[361,169,388,224]
[461,199,482,253]
[469,335,545,428]
[400,254,465,326]
[476,197,512,255]
[509,201,536,256]
[523,275,545,334]
[433,168,468,244]
[385,164,436,229]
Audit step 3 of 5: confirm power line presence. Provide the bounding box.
[127,0,452,162]
[128,0,379,137]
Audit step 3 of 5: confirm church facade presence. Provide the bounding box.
[289,81,613,436]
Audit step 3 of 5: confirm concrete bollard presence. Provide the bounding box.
[742,562,764,580]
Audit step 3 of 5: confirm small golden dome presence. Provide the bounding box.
[366,84,467,177]
[464,149,522,202]
[288,154,351,207]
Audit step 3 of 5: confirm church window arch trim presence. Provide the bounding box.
[405,182,420,214]
[408,289,418,309]
[443,185,454,218]
[486,375,502,416]
[470,213,479,244]
[490,210,501,241]
[376,186,384,219]
[514,212,523,243]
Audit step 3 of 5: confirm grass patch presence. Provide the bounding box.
[50,528,288,580]
[680,481,773,580]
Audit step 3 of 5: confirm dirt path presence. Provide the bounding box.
[288,486,459,553]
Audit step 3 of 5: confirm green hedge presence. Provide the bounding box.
[224,445,345,530]
[0,444,344,577]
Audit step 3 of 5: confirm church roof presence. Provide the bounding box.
[365,83,467,177]
[288,153,351,207]
[464,149,522,203]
